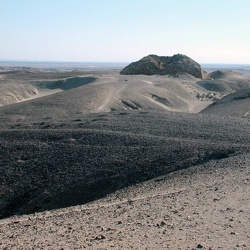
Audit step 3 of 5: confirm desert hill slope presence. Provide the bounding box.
[201,88,250,118]
[1,110,250,219]
[198,70,250,93]
[0,69,97,107]
[0,69,250,119]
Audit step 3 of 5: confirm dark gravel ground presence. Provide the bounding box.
[1,111,250,219]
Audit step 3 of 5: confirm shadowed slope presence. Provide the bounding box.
[1,152,249,249]
[0,76,96,106]
[0,111,250,218]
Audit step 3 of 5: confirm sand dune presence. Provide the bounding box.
[1,68,250,249]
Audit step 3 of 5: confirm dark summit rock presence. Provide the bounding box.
[120,54,203,79]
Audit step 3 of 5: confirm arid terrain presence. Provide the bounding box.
[0,65,250,249]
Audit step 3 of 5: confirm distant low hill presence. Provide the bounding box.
[201,88,250,118]
[209,70,242,79]
[120,54,203,78]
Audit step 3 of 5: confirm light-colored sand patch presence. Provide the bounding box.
[243,111,250,117]
[189,99,213,113]
[142,93,173,111]
[0,76,96,107]
[97,91,113,112]
[0,84,62,106]
[142,80,153,85]
[97,85,126,112]
[22,88,62,102]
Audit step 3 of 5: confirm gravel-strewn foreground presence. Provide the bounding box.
[1,154,249,249]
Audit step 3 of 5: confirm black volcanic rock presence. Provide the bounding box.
[120,54,203,78]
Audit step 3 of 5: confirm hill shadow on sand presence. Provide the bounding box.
[39,76,96,90]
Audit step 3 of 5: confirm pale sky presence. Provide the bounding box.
[0,0,249,63]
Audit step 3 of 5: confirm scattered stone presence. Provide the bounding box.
[156,221,166,227]
[160,221,166,226]
[196,243,204,248]
[94,234,106,240]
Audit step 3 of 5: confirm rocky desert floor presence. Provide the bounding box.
[0,68,250,249]
[1,155,250,249]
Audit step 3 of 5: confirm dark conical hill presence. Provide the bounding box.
[120,54,203,78]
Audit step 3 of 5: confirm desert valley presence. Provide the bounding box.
[0,54,250,249]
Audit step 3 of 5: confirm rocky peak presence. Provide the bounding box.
[120,54,203,79]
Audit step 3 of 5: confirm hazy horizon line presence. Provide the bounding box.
[1,60,250,66]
